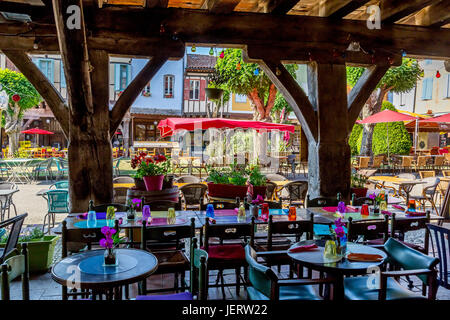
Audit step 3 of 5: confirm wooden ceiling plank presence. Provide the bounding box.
[200,0,241,13]
[380,0,441,24]
[264,0,300,15]
[320,0,371,19]
[414,0,450,27]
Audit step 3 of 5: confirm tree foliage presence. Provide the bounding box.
[347,58,422,93]
[0,68,41,117]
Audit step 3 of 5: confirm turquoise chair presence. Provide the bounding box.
[32,158,54,182]
[113,157,122,177]
[50,180,69,189]
[43,190,69,234]
[55,158,68,180]
[344,238,439,300]
[244,244,333,300]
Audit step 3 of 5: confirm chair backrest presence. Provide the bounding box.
[397,173,416,180]
[347,215,389,243]
[204,217,255,251]
[400,156,413,167]
[417,156,428,166]
[92,203,129,212]
[203,201,237,210]
[1,243,29,300]
[359,157,370,168]
[265,181,277,200]
[391,212,430,248]
[427,223,450,288]
[419,171,435,179]
[113,187,129,204]
[190,237,208,300]
[372,156,383,168]
[176,175,201,184]
[306,195,339,208]
[384,237,439,285]
[434,156,445,166]
[45,190,69,213]
[0,214,27,263]
[442,170,450,177]
[267,213,313,250]
[352,197,375,206]
[283,181,308,202]
[62,219,120,258]
[245,244,278,300]
[264,200,283,209]
[141,218,195,249]
[266,173,287,181]
[50,180,69,189]
[180,183,208,206]
[113,176,134,184]
[144,200,179,211]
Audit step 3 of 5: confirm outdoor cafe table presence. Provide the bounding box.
[367,176,426,204]
[51,248,158,300]
[286,239,387,300]
[0,158,35,184]
[306,205,443,224]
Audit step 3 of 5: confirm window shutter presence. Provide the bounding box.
[422,78,429,100]
[126,64,132,86]
[61,61,66,88]
[446,75,450,98]
[184,78,190,100]
[199,79,206,101]
[426,78,433,99]
[114,64,120,91]
[48,60,54,83]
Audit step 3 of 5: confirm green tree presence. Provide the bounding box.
[347,58,422,157]
[0,69,42,156]
[211,49,297,121]
[270,92,293,124]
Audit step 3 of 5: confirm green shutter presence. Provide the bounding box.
[114,64,120,91]
[60,61,66,88]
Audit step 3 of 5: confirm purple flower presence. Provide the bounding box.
[335,226,345,239]
[99,238,113,249]
[101,226,116,237]
[251,194,264,205]
[337,201,346,214]
[335,218,345,228]
[369,193,376,200]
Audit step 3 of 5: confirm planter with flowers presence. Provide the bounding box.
[131,153,171,192]
[206,165,248,199]
[247,165,267,200]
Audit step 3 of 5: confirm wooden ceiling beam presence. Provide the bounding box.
[380,0,441,24]
[0,6,449,58]
[200,0,241,13]
[264,0,300,15]
[413,0,450,28]
[309,0,371,19]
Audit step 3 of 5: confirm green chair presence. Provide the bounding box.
[43,190,69,234]
[244,244,333,300]
[32,158,54,182]
[113,157,123,177]
[344,238,439,300]
[1,243,29,300]
[50,180,69,189]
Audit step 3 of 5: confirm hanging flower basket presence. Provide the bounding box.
[205,88,223,100]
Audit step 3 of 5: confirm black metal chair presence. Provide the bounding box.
[347,215,389,244]
[180,183,208,210]
[92,203,129,212]
[0,213,27,264]
[1,242,29,300]
[265,181,277,201]
[352,197,375,206]
[427,223,450,290]
[144,200,181,211]
[305,195,339,208]
[280,181,308,207]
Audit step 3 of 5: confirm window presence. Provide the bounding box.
[37,59,53,83]
[134,123,157,141]
[424,59,432,65]
[164,75,174,98]
[114,64,131,91]
[142,82,151,97]
[446,74,450,98]
[421,77,433,100]
[235,94,247,103]
[400,93,406,106]
[189,80,200,100]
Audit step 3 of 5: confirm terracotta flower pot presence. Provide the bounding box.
[143,175,164,191]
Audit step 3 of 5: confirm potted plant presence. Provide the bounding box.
[131,152,170,191]
[99,226,122,266]
[131,152,148,191]
[0,227,58,273]
[250,194,264,218]
[247,165,267,200]
[350,172,368,198]
[206,165,248,199]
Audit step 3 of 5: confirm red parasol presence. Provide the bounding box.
[356,109,416,124]
[21,128,54,135]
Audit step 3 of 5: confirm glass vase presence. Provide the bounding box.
[104,248,117,266]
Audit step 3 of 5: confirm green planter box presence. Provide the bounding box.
[0,235,59,273]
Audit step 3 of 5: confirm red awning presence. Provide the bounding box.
[421,113,450,123]
[157,117,296,137]
[356,110,417,124]
[21,128,54,135]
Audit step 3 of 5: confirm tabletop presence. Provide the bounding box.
[287,240,387,274]
[51,248,158,290]
[0,189,19,196]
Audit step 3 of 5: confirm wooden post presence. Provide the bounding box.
[307,62,351,200]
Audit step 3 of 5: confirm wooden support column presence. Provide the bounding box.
[306,62,351,200]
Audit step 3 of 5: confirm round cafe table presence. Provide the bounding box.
[51,248,158,300]
[288,240,387,300]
